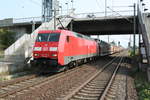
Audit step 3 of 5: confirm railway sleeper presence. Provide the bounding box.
[109,86,117,91]
[85,85,105,89]
[105,93,116,100]
[107,91,116,95]
[7,85,19,89]
[69,98,96,100]
[76,91,101,97]
[72,94,99,100]
[0,90,6,94]
[85,84,106,88]
[79,89,102,94]
[13,84,25,87]
[87,82,107,86]
[18,82,32,85]
[91,79,108,83]
[83,87,105,91]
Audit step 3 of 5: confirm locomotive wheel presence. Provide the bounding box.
[78,59,83,66]
[80,59,84,65]
[68,62,74,68]
[64,65,69,71]
[30,60,37,67]
[74,61,78,67]
[90,57,93,61]
[84,59,87,64]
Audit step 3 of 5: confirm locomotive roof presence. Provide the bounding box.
[38,30,62,33]
[38,30,95,41]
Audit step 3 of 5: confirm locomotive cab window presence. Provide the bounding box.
[36,33,60,42]
[36,34,49,42]
[48,33,60,42]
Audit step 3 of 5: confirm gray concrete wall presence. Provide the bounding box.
[0,18,13,27]
[143,13,150,60]
[0,62,27,74]
[9,27,27,39]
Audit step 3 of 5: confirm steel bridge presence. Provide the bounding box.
[0,10,135,35]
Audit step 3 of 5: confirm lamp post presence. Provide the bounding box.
[59,6,62,15]
[128,3,136,55]
[71,0,74,10]
[105,0,107,18]
[31,20,35,32]
[54,0,56,30]
[133,3,136,56]
[65,2,69,15]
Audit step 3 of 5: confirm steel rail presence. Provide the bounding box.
[0,52,121,98]
[0,65,85,98]
[99,57,123,100]
[0,74,37,89]
[61,55,120,100]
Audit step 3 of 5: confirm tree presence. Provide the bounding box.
[110,40,116,45]
[0,29,16,50]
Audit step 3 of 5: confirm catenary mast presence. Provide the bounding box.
[42,0,53,22]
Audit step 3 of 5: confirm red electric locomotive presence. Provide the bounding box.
[32,30,98,72]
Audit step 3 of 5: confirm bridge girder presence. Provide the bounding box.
[68,16,138,35]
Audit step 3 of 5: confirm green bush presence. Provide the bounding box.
[135,71,150,100]
[0,29,16,50]
[128,49,139,57]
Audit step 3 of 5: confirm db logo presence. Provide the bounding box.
[43,47,48,51]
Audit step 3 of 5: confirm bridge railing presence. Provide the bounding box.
[13,16,42,24]
[71,10,134,19]
[10,10,134,24]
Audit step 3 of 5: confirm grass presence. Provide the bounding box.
[131,53,150,100]
[134,71,150,100]
[0,50,4,58]
[129,52,150,100]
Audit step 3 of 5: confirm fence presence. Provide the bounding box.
[73,10,134,19]
[9,10,134,24]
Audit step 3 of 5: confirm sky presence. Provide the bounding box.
[91,35,139,48]
[0,0,149,19]
[0,0,149,47]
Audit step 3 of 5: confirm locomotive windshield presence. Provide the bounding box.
[36,33,60,42]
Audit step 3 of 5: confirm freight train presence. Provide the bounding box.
[31,30,122,72]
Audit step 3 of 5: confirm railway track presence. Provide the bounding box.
[102,57,138,100]
[100,58,126,100]
[60,53,125,100]
[0,64,87,98]
[0,74,38,89]
[0,53,122,99]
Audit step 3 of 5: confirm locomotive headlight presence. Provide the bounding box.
[34,53,39,56]
[34,47,42,51]
[49,47,58,51]
[52,54,57,57]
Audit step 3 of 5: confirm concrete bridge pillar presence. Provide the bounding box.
[147,67,150,82]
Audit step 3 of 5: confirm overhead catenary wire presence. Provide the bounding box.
[19,0,41,7]
[107,6,133,23]
[95,0,104,11]
[29,0,41,6]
